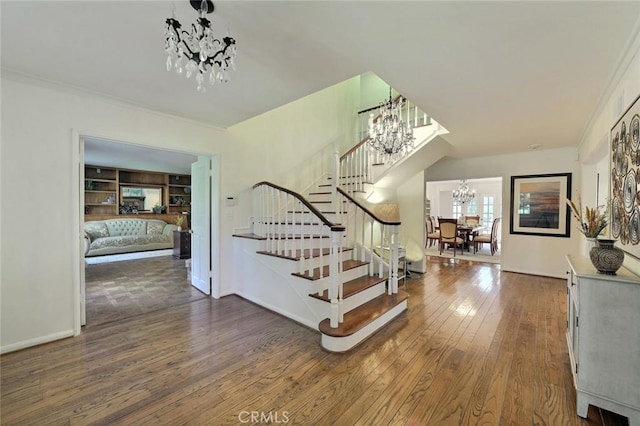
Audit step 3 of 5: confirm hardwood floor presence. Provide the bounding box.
[84,255,208,327]
[1,257,629,425]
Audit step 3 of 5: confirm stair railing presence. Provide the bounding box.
[336,187,402,295]
[252,181,346,328]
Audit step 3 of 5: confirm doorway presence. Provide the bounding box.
[425,177,503,263]
[78,136,218,328]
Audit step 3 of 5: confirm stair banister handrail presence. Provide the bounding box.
[336,187,401,294]
[336,188,400,226]
[253,181,345,328]
[253,181,345,232]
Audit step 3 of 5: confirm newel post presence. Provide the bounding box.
[329,226,343,328]
[390,225,400,295]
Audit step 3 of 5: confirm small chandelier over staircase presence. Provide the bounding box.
[368,87,415,162]
[453,180,475,205]
[164,0,237,92]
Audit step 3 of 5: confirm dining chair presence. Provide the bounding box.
[438,218,464,256]
[473,217,501,255]
[464,215,480,227]
[426,216,440,247]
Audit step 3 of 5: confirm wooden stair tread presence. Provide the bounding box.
[264,221,323,225]
[292,259,368,281]
[319,291,409,337]
[232,233,266,240]
[256,247,352,261]
[309,275,387,302]
[265,234,330,239]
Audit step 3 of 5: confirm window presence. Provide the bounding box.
[482,196,494,230]
[466,198,478,215]
[453,203,462,218]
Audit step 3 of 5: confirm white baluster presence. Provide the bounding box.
[378,225,384,278]
[333,151,339,218]
[390,225,399,294]
[298,200,304,273]
[318,221,324,279]
[369,216,374,276]
[278,190,283,255]
[269,186,275,253]
[360,209,366,263]
[290,195,296,259]
[329,228,341,327]
[305,204,312,276]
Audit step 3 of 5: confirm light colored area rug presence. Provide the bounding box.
[425,244,501,264]
[85,249,173,264]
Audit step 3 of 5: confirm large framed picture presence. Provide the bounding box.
[610,93,640,258]
[510,172,572,237]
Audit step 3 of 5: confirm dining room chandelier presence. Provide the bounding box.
[164,0,237,92]
[453,180,475,205]
[368,88,415,162]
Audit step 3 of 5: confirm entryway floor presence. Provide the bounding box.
[84,255,207,327]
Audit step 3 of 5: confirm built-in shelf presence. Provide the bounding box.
[84,165,191,217]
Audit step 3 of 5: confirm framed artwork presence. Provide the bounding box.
[510,173,572,237]
[610,93,640,258]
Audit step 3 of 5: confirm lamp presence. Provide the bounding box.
[368,88,415,162]
[371,203,401,222]
[164,0,237,92]
[453,180,475,205]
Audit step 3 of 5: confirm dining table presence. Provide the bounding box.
[456,225,484,252]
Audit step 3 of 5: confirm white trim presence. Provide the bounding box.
[1,330,75,355]
[321,300,407,353]
[72,130,82,336]
[501,267,565,280]
[210,155,221,299]
[234,291,319,331]
[84,249,173,264]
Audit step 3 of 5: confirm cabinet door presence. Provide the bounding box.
[567,271,579,380]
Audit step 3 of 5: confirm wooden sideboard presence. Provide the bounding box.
[565,255,640,425]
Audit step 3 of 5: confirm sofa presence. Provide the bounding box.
[84,218,179,257]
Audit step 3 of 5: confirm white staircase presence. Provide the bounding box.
[232,91,447,351]
[233,180,408,352]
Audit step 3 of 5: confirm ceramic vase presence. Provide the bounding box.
[589,239,624,275]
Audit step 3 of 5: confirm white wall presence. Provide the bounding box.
[425,146,580,278]
[577,25,640,274]
[0,74,362,352]
[0,77,227,353]
[397,171,426,273]
[221,77,360,297]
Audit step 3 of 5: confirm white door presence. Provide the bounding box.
[191,156,211,295]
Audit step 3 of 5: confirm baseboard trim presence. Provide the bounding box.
[84,249,173,264]
[234,291,319,331]
[1,329,75,354]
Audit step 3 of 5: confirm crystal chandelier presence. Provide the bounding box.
[368,88,415,162]
[453,180,475,205]
[164,0,237,92]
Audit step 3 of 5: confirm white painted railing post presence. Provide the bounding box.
[329,228,342,328]
[390,225,399,295]
[333,151,339,220]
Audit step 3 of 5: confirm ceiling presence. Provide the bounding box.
[2,1,640,161]
[84,137,197,175]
